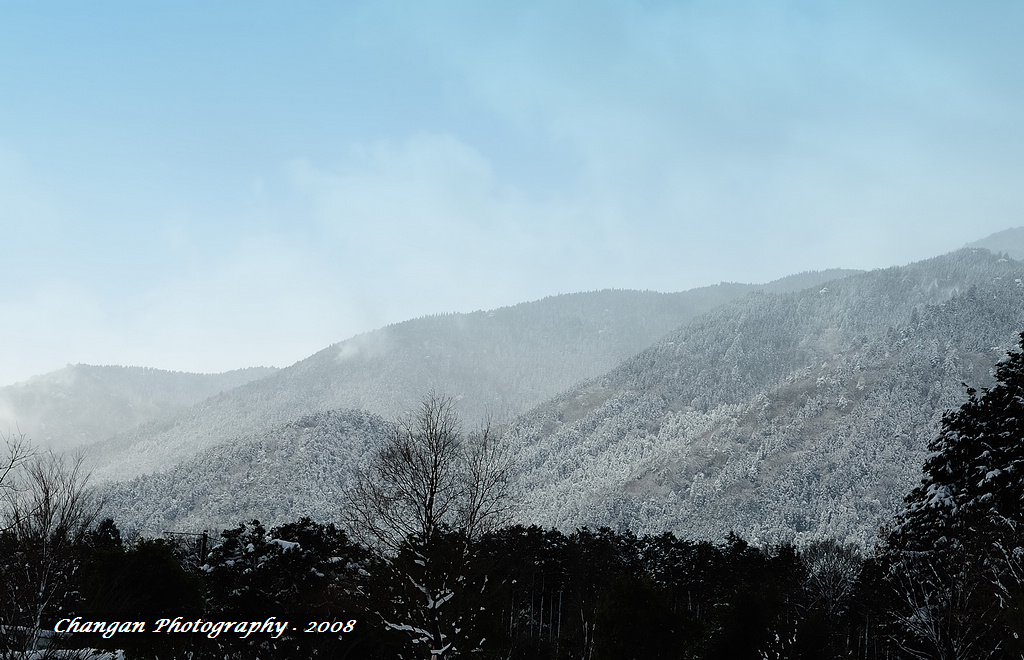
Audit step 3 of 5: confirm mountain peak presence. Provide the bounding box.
[966,226,1024,261]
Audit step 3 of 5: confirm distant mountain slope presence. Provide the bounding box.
[85,273,855,483]
[0,365,277,451]
[96,251,1024,540]
[967,226,1024,261]
[101,408,389,535]
[504,248,1024,545]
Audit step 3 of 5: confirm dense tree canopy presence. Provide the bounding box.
[892,333,1024,551]
[7,324,1024,658]
[882,333,1024,659]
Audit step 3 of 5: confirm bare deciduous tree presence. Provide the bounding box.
[0,431,32,503]
[887,551,1002,660]
[1,451,100,654]
[459,417,514,541]
[343,393,515,658]
[344,393,514,553]
[801,539,862,620]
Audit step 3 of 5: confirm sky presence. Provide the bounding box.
[2,1,1023,386]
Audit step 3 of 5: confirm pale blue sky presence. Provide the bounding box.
[2,1,1023,385]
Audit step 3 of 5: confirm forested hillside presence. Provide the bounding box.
[0,365,277,451]
[101,409,390,535]
[83,273,853,484]
[12,333,1024,658]
[967,225,1024,261]
[93,249,1024,542]
[507,248,1024,545]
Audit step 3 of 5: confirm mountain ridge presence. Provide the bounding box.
[21,230,1024,543]
[0,364,278,451]
[82,271,857,484]
[505,248,1024,544]
[98,246,1024,541]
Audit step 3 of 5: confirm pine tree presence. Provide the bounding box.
[882,332,1024,659]
[894,334,1024,554]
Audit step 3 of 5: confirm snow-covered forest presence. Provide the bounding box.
[6,0,1024,655]
[3,241,1024,658]
[3,334,1024,657]
[79,247,1024,548]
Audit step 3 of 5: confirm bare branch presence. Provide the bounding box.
[0,429,33,492]
[460,415,515,541]
[343,393,515,553]
[1,450,100,634]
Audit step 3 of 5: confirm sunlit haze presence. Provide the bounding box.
[3,1,1023,385]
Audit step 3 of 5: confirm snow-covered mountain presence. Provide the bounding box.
[966,225,1024,261]
[26,229,1024,543]
[101,408,389,535]
[0,364,277,451]
[95,241,1024,541]
[82,274,854,485]
[506,248,1024,546]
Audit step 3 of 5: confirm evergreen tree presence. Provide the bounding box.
[894,334,1024,552]
[591,575,685,660]
[882,333,1024,659]
[200,518,372,658]
[78,537,204,659]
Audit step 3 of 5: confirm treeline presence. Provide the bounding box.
[5,331,1024,658]
[0,513,872,658]
[0,516,1019,659]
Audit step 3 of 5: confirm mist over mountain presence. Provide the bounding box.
[83,272,854,485]
[0,365,277,451]
[966,225,1024,261]
[506,248,1024,545]
[101,408,389,535]
[93,237,1024,541]
[12,229,1020,544]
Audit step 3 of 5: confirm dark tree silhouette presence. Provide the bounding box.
[1,451,98,654]
[344,392,513,552]
[343,394,515,658]
[882,333,1024,659]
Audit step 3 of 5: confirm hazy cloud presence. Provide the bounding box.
[2,2,1022,384]
[286,133,627,313]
